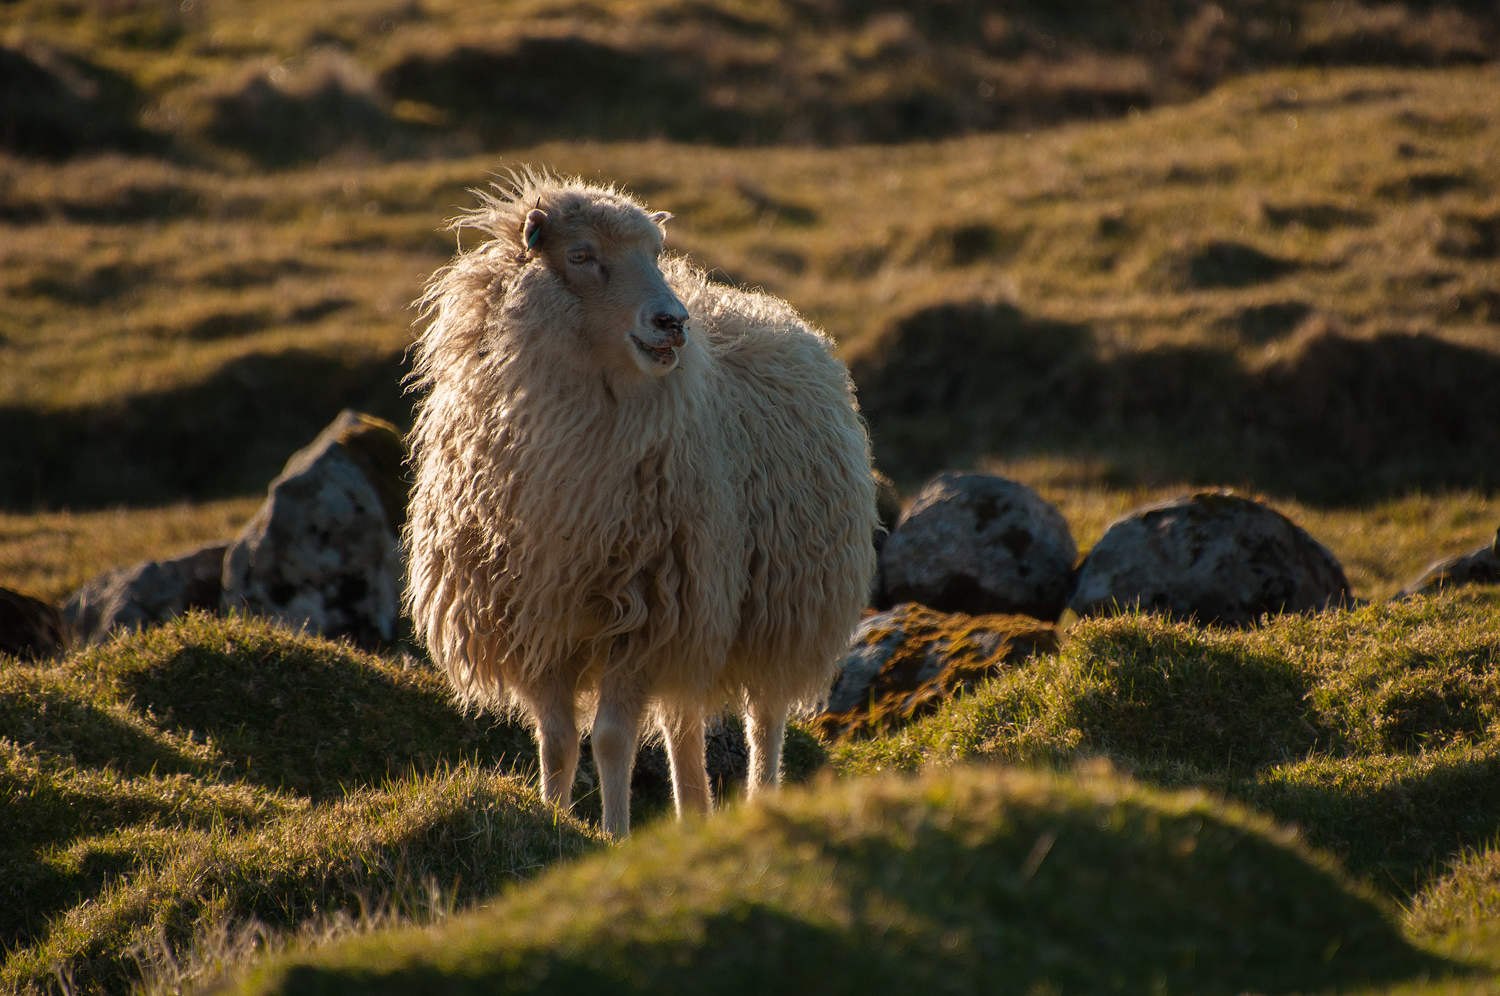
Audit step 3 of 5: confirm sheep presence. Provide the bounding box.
[404,171,877,837]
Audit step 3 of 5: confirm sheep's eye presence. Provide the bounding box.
[566,250,593,265]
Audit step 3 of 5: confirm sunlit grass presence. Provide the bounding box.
[0,498,260,603]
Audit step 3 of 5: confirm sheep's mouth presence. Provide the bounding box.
[629,333,678,368]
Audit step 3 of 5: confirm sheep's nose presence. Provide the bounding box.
[652,311,686,347]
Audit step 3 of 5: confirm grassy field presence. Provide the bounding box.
[3,0,1499,992]
[2,61,1499,599]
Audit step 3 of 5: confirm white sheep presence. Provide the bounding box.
[404,171,877,836]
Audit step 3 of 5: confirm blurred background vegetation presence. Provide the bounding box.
[2,0,1498,607]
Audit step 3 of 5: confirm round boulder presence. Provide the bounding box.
[878,472,1077,620]
[1070,491,1351,626]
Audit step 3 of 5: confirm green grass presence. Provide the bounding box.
[828,588,1500,897]
[222,764,1449,996]
[0,612,602,995]
[6,594,1500,993]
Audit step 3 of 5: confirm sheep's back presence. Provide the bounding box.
[704,302,878,709]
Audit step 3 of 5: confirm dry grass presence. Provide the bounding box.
[2,63,1498,598]
[0,498,259,603]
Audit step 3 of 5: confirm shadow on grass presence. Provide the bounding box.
[0,675,212,779]
[854,299,1500,502]
[1241,749,1500,896]
[0,753,269,950]
[1060,631,1332,772]
[115,638,533,800]
[0,348,414,511]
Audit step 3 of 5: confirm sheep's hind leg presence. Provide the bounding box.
[524,679,579,814]
[745,702,787,798]
[592,675,647,838]
[660,708,710,819]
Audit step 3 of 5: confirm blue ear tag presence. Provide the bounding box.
[526,227,541,251]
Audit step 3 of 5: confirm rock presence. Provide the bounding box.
[812,602,1058,741]
[63,543,229,645]
[1397,528,1500,598]
[1070,491,1352,626]
[878,471,1077,620]
[222,410,404,647]
[0,587,66,660]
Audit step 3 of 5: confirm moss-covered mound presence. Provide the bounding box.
[0,613,600,995]
[225,764,1444,996]
[831,589,1500,894]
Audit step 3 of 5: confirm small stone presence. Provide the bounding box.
[1398,531,1500,598]
[813,602,1058,741]
[1070,490,1352,626]
[64,543,229,645]
[0,587,66,660]
[222,410,404,647]
[878,471,1077,620]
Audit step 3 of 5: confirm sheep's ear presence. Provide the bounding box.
[649,210,673,229]
[523,209,547,251]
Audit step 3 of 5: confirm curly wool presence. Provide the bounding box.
[404,172,877,721]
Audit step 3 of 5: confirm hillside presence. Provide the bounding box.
[4,62,1499,602]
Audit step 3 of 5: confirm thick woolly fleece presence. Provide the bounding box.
[403,173,877,724]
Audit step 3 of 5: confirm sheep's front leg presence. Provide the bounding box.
[745,702,787,798]
[660,708,711,819]
[524,679,579,814]
[593,677,646,838]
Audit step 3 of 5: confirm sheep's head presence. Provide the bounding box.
[522,191,689,378]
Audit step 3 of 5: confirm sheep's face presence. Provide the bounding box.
[525,198,690,379]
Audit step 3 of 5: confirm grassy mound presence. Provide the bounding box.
[829,588,1500,895]
[0,613,601,995]
[223,764,1443,996]
[0,611,534,799]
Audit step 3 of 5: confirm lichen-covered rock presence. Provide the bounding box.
[64,542,228,645]
[0,587,66,660]
[1070,491,1351,626]
[222,410,404,647]
[1398,528,1500,598]
[877,471,1077,620]
[813,602,1058,741]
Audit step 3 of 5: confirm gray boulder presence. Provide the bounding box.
[878,472,1077,620]
[1398,527,1500,598]
[813,602,1058,741]
[1070,491,1352,626]
[222,410,404,647]
[64,543,228,645]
